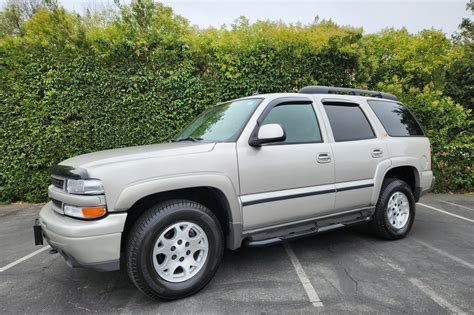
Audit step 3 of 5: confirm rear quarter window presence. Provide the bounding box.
[367,100,424,137]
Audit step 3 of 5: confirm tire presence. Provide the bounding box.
[126,199,224,300]
[369,178,416,240]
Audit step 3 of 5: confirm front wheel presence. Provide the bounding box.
[369,178,416,240]
[126,200,224,300]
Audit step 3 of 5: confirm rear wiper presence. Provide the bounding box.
[170,137,203,142]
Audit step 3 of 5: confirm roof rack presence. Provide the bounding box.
[298,85,398,101]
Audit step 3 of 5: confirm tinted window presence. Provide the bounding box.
[262,103,322,143]
[367,100,424,136]
[323,103,375,142]
[175,98,262,142]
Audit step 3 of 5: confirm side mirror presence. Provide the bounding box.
[249,124,286,146]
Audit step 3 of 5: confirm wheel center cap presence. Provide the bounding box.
[176,245,184,255]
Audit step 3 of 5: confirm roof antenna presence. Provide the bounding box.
[252,90,259,95]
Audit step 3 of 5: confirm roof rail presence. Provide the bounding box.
[298,85,398,101]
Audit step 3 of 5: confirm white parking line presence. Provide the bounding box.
[0,245,51,272]
[378,253,467,314]
[418,203,474,223]
[409,279,466,315]
[438,200,474,211]
[412,238,474,270]
[283,243,323,307]
[376,253,406,273]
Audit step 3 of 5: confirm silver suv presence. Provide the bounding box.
[34,86,434,300]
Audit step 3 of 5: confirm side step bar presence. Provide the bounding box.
[243,207,373,248]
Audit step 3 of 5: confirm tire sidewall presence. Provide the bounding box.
[380,179,416,237]
[131,204,223,299]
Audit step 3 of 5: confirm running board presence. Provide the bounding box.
[243,207,373,248]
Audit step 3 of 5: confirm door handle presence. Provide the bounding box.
[317,153,331,163]
[371,149,383,158]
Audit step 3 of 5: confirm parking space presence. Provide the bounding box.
[1,194,473,313]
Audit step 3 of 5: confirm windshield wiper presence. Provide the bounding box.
[170,137,203,142]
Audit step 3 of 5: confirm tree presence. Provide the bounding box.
[0,0,472,200]
[445,0,474,111]
[0,0,55,36]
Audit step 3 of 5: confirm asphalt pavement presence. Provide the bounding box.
[0,193,473,314]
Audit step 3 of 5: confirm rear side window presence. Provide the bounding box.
[367,100,424,136]
[323,102,375,142]
[262,103,322,143]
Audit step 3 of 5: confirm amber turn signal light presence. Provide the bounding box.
[82,207,107,219]
[63,204,107,219]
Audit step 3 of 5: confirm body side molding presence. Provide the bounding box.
[241,181,374,207]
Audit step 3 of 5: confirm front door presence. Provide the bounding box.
[237,98,336,230]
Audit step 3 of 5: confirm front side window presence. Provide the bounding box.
[262,103,322,143]
[323,102,375,142]
[367,100,424,137]
[174,98,262,142]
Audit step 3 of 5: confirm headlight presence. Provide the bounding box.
[66,179,104,195]
[64,204,107,219]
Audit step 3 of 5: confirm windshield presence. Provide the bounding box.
[173,98,262,142]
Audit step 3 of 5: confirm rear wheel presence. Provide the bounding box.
[370,178,415,240]
[126,199,224,300]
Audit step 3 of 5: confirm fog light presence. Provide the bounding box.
[64,204,107,219]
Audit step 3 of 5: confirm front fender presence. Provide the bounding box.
[113,173,242,225]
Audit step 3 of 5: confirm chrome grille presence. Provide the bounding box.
[51,177,64,190]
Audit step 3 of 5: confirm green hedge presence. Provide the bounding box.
[0,2,472,202]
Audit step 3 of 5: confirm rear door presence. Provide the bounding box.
[321,99,388,211]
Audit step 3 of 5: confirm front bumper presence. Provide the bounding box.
[38,202,127,271]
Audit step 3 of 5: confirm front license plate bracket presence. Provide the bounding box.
[33,218,43,246]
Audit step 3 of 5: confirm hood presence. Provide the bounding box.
[59,142,216,169]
